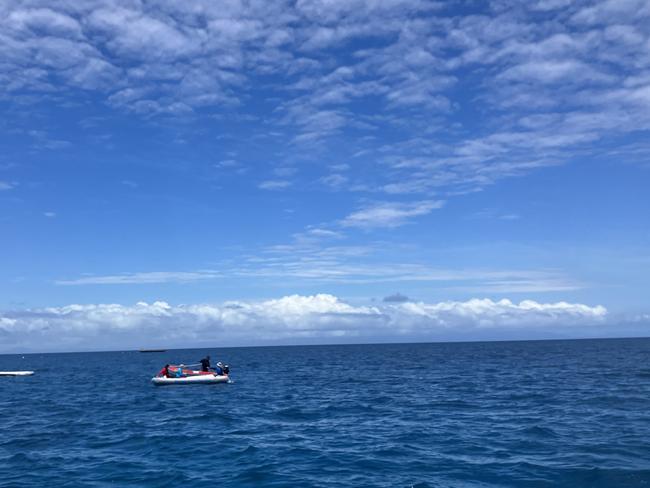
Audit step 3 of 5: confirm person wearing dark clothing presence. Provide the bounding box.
[200,356,211,372]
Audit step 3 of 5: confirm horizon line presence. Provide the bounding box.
[2,334,649,357]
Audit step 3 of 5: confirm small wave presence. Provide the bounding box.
[3,340,650,487]
[519,425,559,438]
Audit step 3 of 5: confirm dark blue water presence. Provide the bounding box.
[2,339,650,487]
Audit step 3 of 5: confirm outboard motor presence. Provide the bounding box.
[223,364,230,375]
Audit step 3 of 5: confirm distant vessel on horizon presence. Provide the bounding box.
[139,349,167,353]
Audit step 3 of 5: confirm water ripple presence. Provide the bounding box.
[1,339,650,487]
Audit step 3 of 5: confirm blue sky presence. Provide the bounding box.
[1,0,649,351]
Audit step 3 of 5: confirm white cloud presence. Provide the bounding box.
[258,179,292,190]
[54,260,580,292]
[0,294,612,352]
[2,0,649,193]
[393,298,607,330]
[470,209,521,221]
[215,159,238,168]
[450,279,581,294]
[8,8,83,37]
[342,200,445,228]
[571,0,650,25]
[498,60,613,85]
[56,271,221,285]
[233,243,584,291]
[43,211,56,218]
[330,163,350,171]
[305,228,342,239]
[0,181,15,191]
[320,173,348,188]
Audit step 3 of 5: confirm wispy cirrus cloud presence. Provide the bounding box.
[341,200,445,229]
[258,179,292,190]
[54,256,582,293]
[56,270,221,285]
[232,259,582,291]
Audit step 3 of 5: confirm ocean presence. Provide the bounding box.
[1,338,650,487]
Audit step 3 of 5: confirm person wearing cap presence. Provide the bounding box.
[214,361,224,375]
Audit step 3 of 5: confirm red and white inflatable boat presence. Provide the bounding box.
[151,365,230,386]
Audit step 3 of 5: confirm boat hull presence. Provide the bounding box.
[151,374,229,386]
[0,371,34,376]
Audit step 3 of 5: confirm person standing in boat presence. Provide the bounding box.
[199,355,211,372]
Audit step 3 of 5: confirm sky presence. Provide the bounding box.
[1,0,649,352]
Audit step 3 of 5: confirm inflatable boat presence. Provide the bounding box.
[0,371,34,376]
[152,372,229,386]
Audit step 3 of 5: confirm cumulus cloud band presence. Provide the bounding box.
[0,294,609,353]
